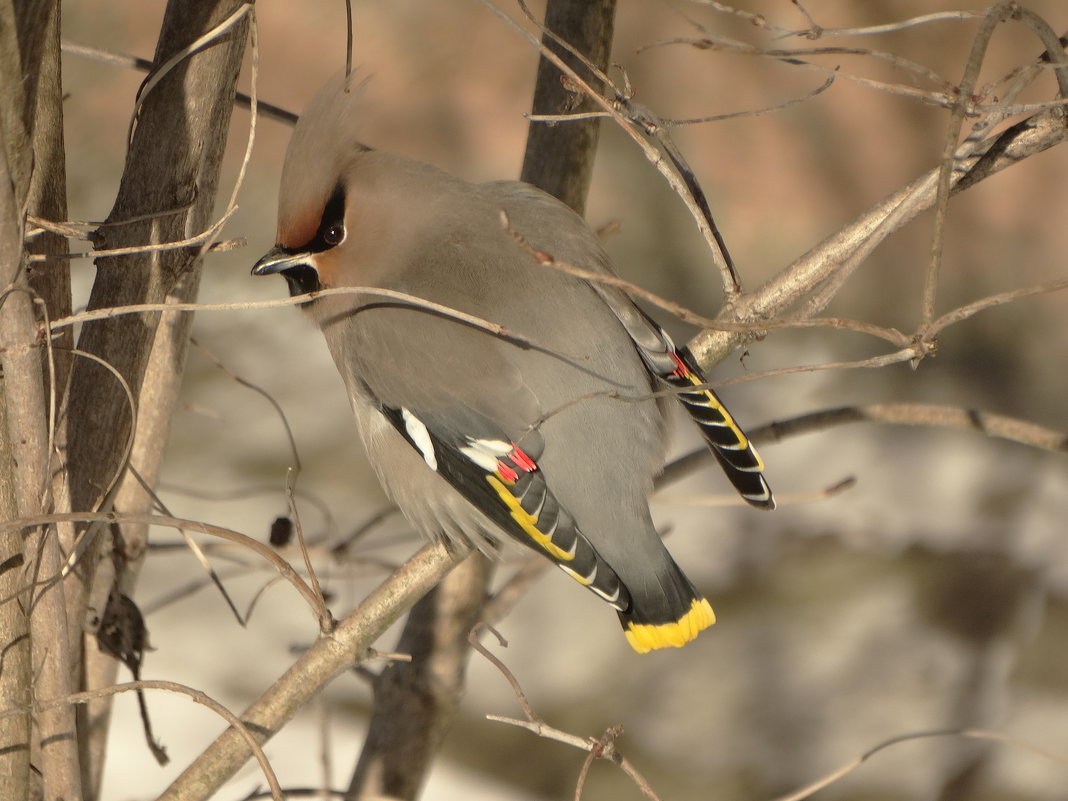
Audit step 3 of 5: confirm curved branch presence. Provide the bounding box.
[158,542,466,801]
[688,105,1068,370]
[660,402,1068,488]
[756,403,1068,452]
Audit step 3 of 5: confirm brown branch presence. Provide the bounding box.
[0,1,75,798]
[346,554,493,800]
[659,402,1068,489]
[687,104,1068,372]
[929,277,1068,335]
[782,10,986,39]
[770,728,1068,801]
[60,39,299,126]
[158,542,467,801]
[758,403,1068,453]
[29,679,286,801]
[48,288,551,357]
[642,34,957,107]
[921,4,1014,335]
[519,0,617,215]
[471,630,663,801]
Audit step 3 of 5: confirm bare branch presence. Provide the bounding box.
[770,728,1068,801]
[688,105,1068,370]
[921,4,1014,335]
[779,10,986,39]
[347,555,492,800]
[757,403,1068,453]
[930,277,1068,334]
[660,402,1068,489]
[29,679,286,801]
[0,511,333,630]
[60,39,298,125]
[158,542,467,801]
[472,630,663,801]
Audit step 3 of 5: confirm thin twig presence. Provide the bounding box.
[60,40,298,125]
[2,511,333,630]
[49,288,540,350]
[929,277,1068,335]
[471,627,663,801]
[779,10,987,39]
[29,679,285,801]
[31,208,235,262]
[126,467,246,626]
[528,72,835,126]
[286,467,327,617]
[482,0,741,295]
[157,542,467,801]
[922,4,1012,337]
[191,336,304,475]
[130,4,255,144]
[770,727,1068,801]
[469,625,538,720]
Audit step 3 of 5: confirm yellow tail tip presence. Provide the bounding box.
[624,598,716,654]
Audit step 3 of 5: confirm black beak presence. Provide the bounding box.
[252,246,312,276]
[252,247,322,297]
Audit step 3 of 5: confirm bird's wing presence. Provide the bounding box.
[377,400,633,613]
[485,179,774,510]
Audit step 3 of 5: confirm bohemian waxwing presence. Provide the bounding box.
[253,76,773,653]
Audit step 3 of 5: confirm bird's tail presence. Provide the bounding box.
[595,287,775,510]
[617,558,716,653]
[665,346,775,510]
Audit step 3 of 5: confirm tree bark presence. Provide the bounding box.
[0,139,36,801]
[0,1,71,798]
[48,2,248,797]
[520,0,617,215]
[346,555,493,800]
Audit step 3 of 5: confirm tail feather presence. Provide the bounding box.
[668,348,775,510]
[616,556,716,653]
[622,597,715,653]
[596,288,775,509]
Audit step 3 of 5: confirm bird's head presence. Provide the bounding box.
[252,74,371,300]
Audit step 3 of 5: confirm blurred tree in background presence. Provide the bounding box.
[2,2,1068,800]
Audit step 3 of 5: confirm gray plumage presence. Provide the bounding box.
[253,76,773,652]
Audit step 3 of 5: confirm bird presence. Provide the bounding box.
[253,76,773,653]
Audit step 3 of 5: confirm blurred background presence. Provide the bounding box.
[61,1,1068,799]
